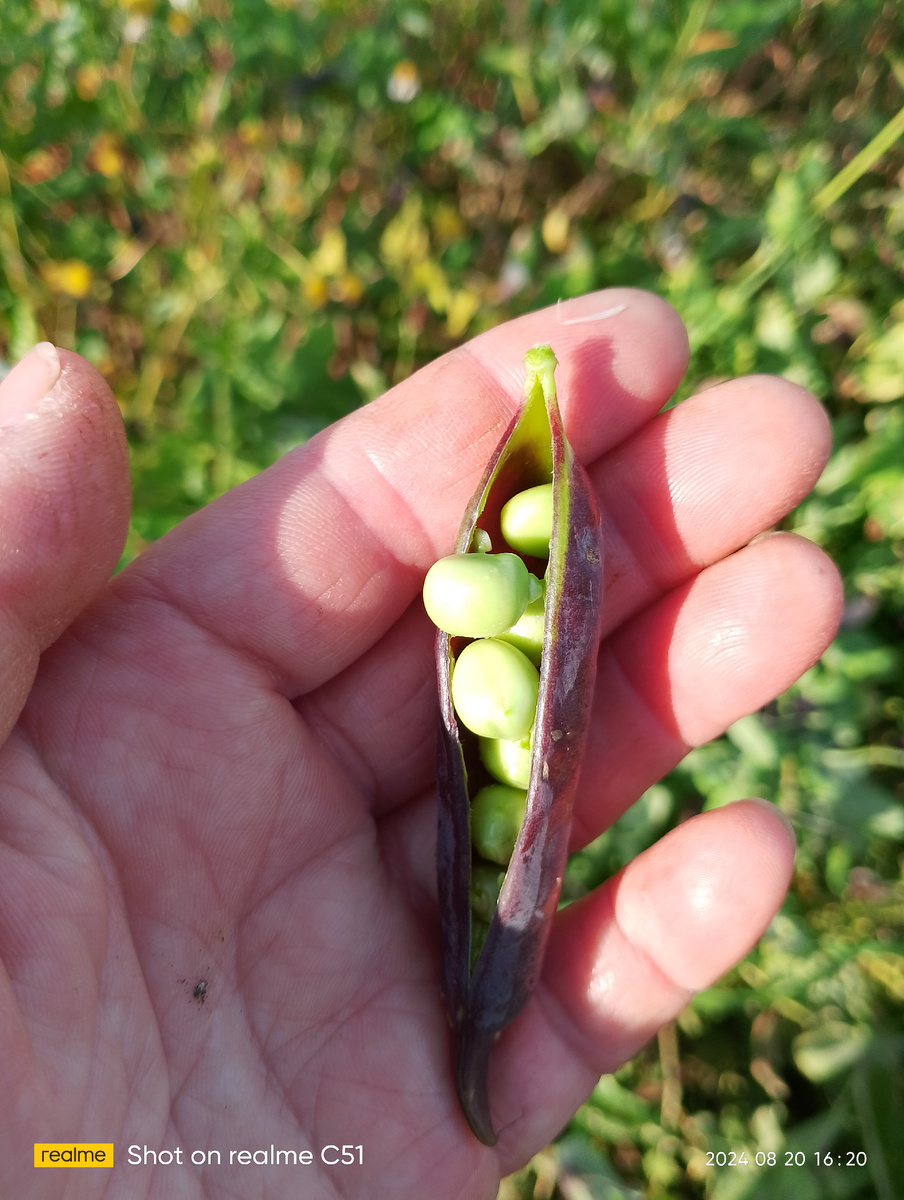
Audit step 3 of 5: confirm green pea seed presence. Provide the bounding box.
[470,915,489,970]
[479,730,533,788]
[423,552,532,639]
[451,638,540,740]
[496,576,545,666]
[500,483,554,558]
[470,862,506,923]
[471,784,528,865]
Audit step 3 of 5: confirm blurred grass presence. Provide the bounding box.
[2,0,904,1196]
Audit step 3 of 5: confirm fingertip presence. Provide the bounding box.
[0,348,130,651]
[0,342,61,422]
[546,289,691,456]
[580,287,690,395]
[615,800,796,992]
[479,794,800,1165]
[761,374,833,471]
[460,289,690,462]
[683,373,834,496]
[668,531,843,747]
[554,288,686,429]
[730,796,797,872]
[55,348,129,430]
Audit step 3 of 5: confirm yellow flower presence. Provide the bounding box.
[431,203,466,246]
[446,289,480,338]
[167,12,192,36]
[542,209,570,255]
[380,196,429,270]
[42,259,93,298]
[90,133,124,178]
[302,274,329,308]
[311,226,347,277]
[75,64,105,101]
[238,118,265,146]
[332,273,365,304]
[411,258,451,313]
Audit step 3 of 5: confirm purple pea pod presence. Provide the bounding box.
[435,345,604,1144]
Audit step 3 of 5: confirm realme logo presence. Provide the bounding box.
[34,1143,114,1168]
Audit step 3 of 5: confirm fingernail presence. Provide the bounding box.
[556,299,628,326]
[748,530,781,547]
[0,342,62,424]
[740,796,796,843]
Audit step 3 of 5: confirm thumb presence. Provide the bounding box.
[0,344,130,742]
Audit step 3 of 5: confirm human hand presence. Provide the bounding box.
[0,293,841,1198]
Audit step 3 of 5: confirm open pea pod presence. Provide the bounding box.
[435,345,604,1144]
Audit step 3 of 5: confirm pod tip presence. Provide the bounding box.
[456,1026,499,1146]
[525,343,556,366]
[523,345,558,405]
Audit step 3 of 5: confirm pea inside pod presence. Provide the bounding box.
[500,483,554,558]
[431,344,603,1145]
[450,637,539,741]
[423,551,535,639]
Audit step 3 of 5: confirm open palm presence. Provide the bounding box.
[0,293,840,1199]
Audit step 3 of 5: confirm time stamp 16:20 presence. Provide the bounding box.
[707,1150,868,1168]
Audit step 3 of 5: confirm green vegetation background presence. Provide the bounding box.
[2,0,903,1195]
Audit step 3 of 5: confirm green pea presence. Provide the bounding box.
[423,552,532,639]
[496,576,545,666]
[500,483,554,558]
[470,915,489,970]
[479,730,533,788]
[469,862,506,923]
[451,638,539,740]
[471,784,528,865]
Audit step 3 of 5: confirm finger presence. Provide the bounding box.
[463,288,690,463]
[119,290,688,695]
[0,346,130,741]
[595,373,832,637]
[486,799,795,1167]
[571,531,842,845]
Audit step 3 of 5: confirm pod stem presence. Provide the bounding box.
[523,344,558,409]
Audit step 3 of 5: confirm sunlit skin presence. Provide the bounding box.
[0,290,841,1199]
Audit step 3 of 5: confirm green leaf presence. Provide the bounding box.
[726,715,779,768]
[792,1022,871,1083]
[589,1075,654,1127]
[851,1051,904,1200]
